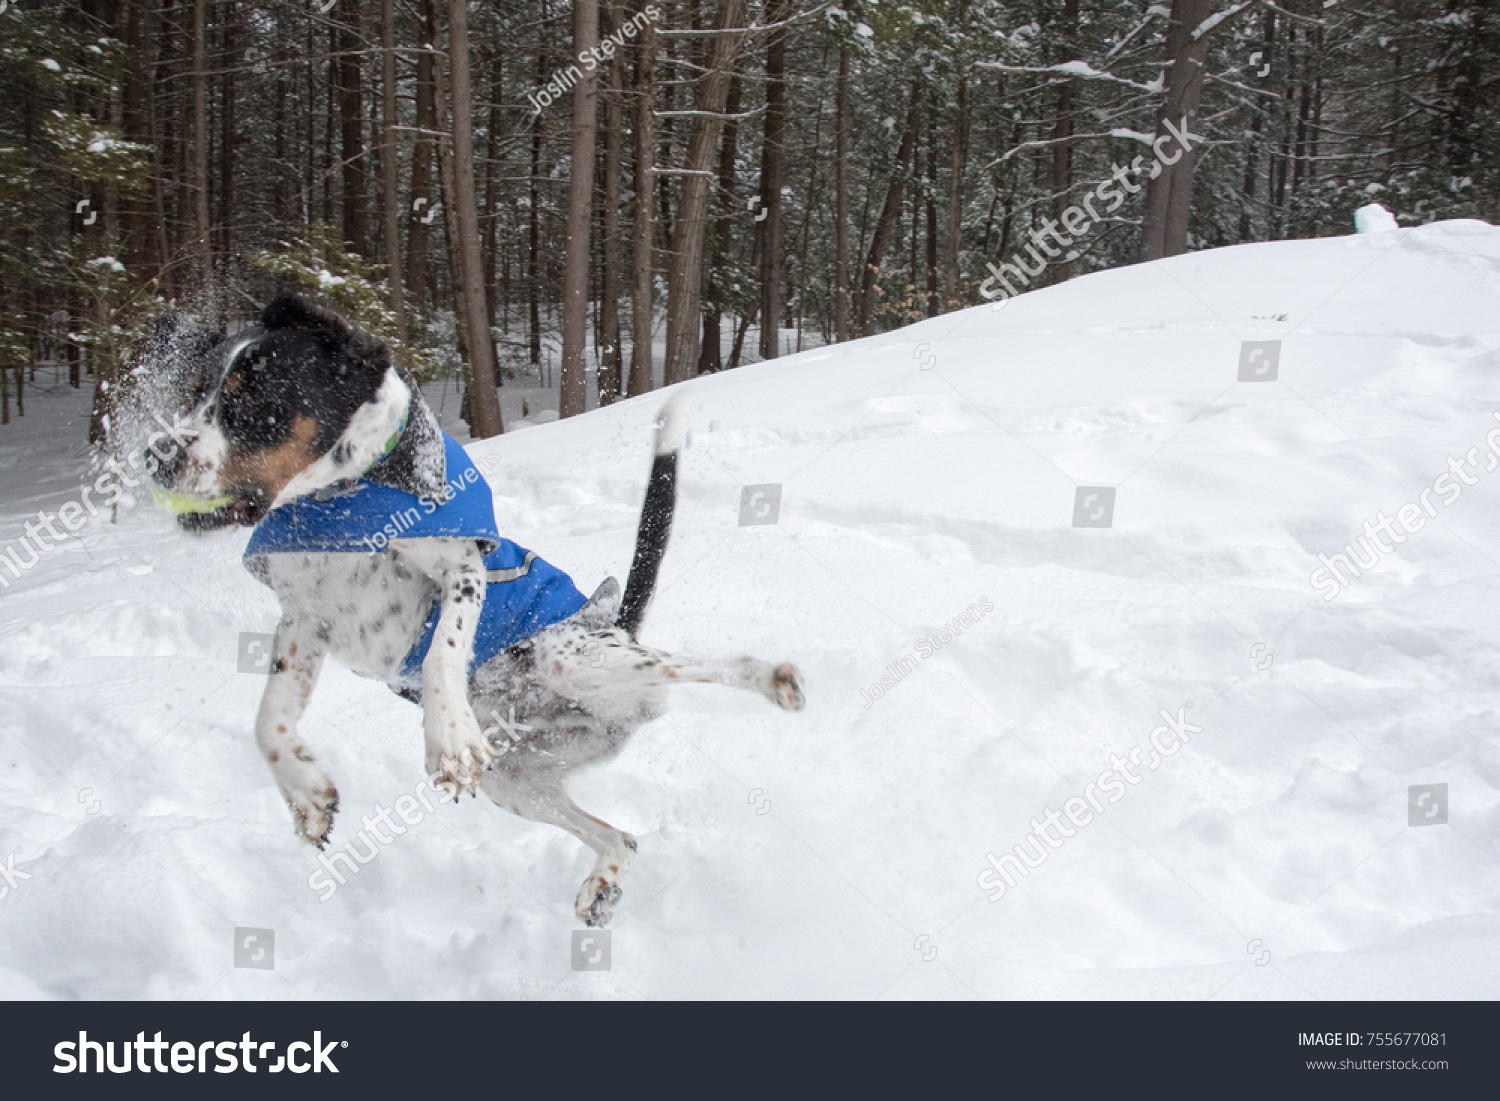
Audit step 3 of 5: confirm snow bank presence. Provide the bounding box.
[2,219,1499,999]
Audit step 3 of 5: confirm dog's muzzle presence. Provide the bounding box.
[149,431,197,488]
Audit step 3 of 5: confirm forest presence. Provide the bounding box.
[0,0,1494,440]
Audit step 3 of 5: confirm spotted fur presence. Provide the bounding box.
[151,294,807,925]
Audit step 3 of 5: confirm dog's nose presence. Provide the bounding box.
[149,432,196,486]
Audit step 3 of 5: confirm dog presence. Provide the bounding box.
[147,292,805,926]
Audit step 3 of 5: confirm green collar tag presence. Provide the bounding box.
[375,410,409,466]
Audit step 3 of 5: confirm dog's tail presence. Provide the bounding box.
[617,395,684,639]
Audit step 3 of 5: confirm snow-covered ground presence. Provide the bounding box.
[3,219,1500,1000]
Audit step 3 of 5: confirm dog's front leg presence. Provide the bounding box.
[390,538,491,796]
[255,621,337,845]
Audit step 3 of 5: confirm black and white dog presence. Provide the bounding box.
[148,293,804,926]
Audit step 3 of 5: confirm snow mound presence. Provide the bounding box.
[1355,203,1400,234]
[2,220,1499,999]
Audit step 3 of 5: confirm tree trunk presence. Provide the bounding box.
[599,13,626,403]
[430,0,468,368]
[925,129,939,317]
[560,0,600,419]
[1291,56,1313,217]
[444,0,504,436]
[483,49,502,334]
[272,17,288,227]
[627,2,657,396]
[943,0,969,308]
[699,72,741,374]
[406,1,437,316]
[1238,10,1273,241]
[218,10,236,262]
[381,0,405,333]
[1138,0,1212,261]
[856,84,919,337]
[339,0,367,255]
[757,0,788,361]
[191,0,212,296]
[834,42,850,342]
[663,0,748,386]
[148,0,173,293]
[1050,0,1078,281]
[528,52,543,368]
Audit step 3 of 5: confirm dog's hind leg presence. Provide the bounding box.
[481,744,637,927]
[256,621,338,846]
[663,654,806,712]
[536,625,807,713]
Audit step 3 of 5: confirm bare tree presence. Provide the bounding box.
[1050,0,1079,281]
[662,0,749,386]
[445,0,504,436]
[405,1,437,315]
[339,0,368,255]
[943,0,968,307]
[381,0,405,333]
[561,0,600,418]
[834,41,850,342]
[431,0,470,376]
[599,9,626,404]
[628,2,657,397]
[529,53,543,367]
[856,84,918,336]
[191,0,211,295]
[483,50,503,333]
[757,0,789,361]
[1139,0,1259,259]
[699,71,742,374]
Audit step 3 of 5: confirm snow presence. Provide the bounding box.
[1055,59,1105,77]
[3,220,1500,999]
[978,58,1164,95]
[1356,203,1400,234]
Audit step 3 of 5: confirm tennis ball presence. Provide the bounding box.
[152,485,234,515]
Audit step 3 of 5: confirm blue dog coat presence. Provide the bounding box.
[244,433,587,688]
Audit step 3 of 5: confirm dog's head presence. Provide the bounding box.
[150,293,424,531]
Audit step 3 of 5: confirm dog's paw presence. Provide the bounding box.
[576,875,624,927]
[769,663,806,712]
[574,842,635,926]
[286,780,339,847]
[425,720,492,799]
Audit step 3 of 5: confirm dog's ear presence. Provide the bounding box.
[143,311,224,410]
[261,291,332,333]
[262,292,391,376]
[147,311,222,356]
